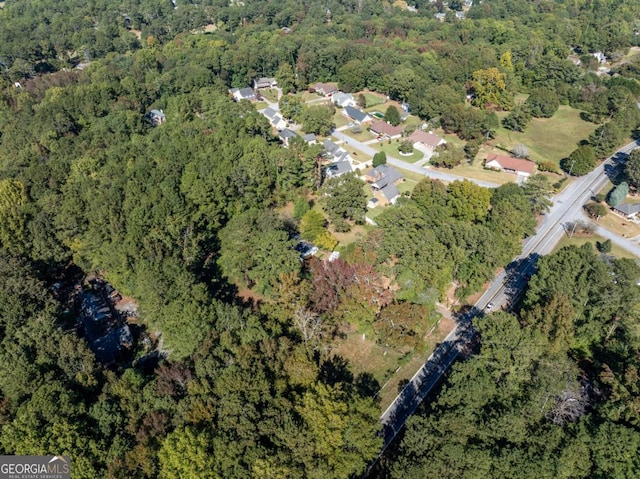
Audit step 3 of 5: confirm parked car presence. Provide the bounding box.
[485,302,494,312]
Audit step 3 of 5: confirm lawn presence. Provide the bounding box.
[253,101,268,111]
[341,127,375,143]
[375,141,424,163]
[259,88,278,103]
[355,91,386,108]
[491,105,598,166]
[554,235,638,259]
[439,163,519,185]
[332,111,350,128]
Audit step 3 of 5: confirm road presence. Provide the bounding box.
[330,130,499,188]
[376,139,640,458]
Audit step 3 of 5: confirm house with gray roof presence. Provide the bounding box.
[325,161,353,179]
[146,109,166,126]
[364,164,403,205]
[263,107,277,119]
[302,133,317,144]
[332,92,356,108]
[612,202,640,219]
[230,87,257,102]
[279,128,299,146]
[253,77,277,89]
[342,106,373,124]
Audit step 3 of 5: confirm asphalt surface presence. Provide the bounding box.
[330,130,499,188]
[377,139,640,454]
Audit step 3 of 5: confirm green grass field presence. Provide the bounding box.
[554,235,637,259]
[375,141,424,163]
[492,105,598,166]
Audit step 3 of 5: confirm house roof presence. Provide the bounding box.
[486,154,536,175]
[279,128,298,139]
[366,164,403,189]
[264,107,277,119]
[149,109,165,118]
[237,87,256,99]
[323,139,340,154]
[302,133,317,143]
[370,121,403,137]
[271,115,283,126]
[409,130,445,148]
[614,203,640,216]
[313,82,338,94]
[325,161,352,178]
[332,92,354,104]
[254,77,276,88]
[380,183,400,203]
[344,106,370,123]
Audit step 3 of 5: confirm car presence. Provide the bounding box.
[295,241,318,259]
[376,136,384,141]
[485,302,494,312]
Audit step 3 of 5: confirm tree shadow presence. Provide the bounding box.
[355,372,381,398]
[319,355,354,386]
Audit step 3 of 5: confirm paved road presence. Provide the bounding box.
[331,130,499,188]
[376,139,640,456]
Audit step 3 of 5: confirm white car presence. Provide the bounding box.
[485,302,495,312]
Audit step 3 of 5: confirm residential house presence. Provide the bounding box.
[263,107,287,130]
[279,128,299,146]
[485,153,537,178]
[146,109,166,126]
[434,12,446,21]
[364,164,403,204]
[302,133,317,144]
[592,51,607,64]
[455,11,466,19]
[332,92,356,108]
[343,106,373,125]
[367,197,380,209]
[612,203,640,220]
[325,161,353,178]
[253,77,278,89]
[409,130,446,152]
[370,121,403,139]
[401,102,411,113]
[230,87,257,102]
[323,139,351,162]
[312,82,338,96]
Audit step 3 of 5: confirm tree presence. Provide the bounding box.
[522,174,553,214]
[300,209,327,242]
[597,239,612,253]
[607,182,629,207]
[502,106,531,132]
[525,89,560,118]
[0,179,30,254]
[511,144,529,159]
[276,63,296,94]
[398,139,414,154]
[563,145,596,176]
[158,427,214,479]
[624,149,640,188]
[589,121,623,159]
[301,104,335,136]
[447,180,492,223]
[218,209,300,294]
[279,95,305,122]
[322,173,367,231]
[372,151,387,167]
[431,144,464,169]
[471,67,511,109]
[357,94,366,108]
[584,202,608,219]
[384,105,401,126]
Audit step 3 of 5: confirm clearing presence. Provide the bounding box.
[491,105,598,166]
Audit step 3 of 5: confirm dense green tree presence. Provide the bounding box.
[525,89,560,118]
[624,149,640,189]
[301,104,335,136]
[384,105,401,126]
[447,180,492,223]
[502,105,531,132]
[607,181,629,207]
[431,143,464,169]
[279,95,305,122]
[471,67,512,110]
[218,209,300,295]
[563,145,597,176]
[299,209,327,242]
[372,151,387,167]
[275,63,296,95]
[584,202,609,218]
[322,173,367,231]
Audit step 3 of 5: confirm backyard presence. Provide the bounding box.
[491,105,598,166]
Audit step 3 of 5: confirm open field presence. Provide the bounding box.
[437,163,519,185]
[554,235,638,259]
[491,105,598,166]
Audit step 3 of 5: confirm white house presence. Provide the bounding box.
[485,153,537,178]
[332,92,356,108]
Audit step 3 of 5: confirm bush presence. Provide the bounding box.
[293,198,310,219]
[314,231,339,250]
[607,181,629,206]
[537,160,559,173]
[525,89,560,118]
[502,106,531,132]
[596,239,612,253]
[372,151,387,167]
[398,139,414,154]
[584,202,608,218]
[562,145,596,176]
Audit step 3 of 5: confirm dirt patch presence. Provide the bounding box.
[131,29,142,40]
[237,288,263,307]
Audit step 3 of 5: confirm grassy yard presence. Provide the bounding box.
[438,163,519,185]
[490,105,598,166]
[354,91,386,108]
[340,127,375,143]
[554,235,638,259]
[253,101,268,111]
[259,88,278,103]
[375,141,424,163]
[332,111,350,128]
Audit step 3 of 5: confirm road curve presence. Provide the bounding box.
[330,130,499,188]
